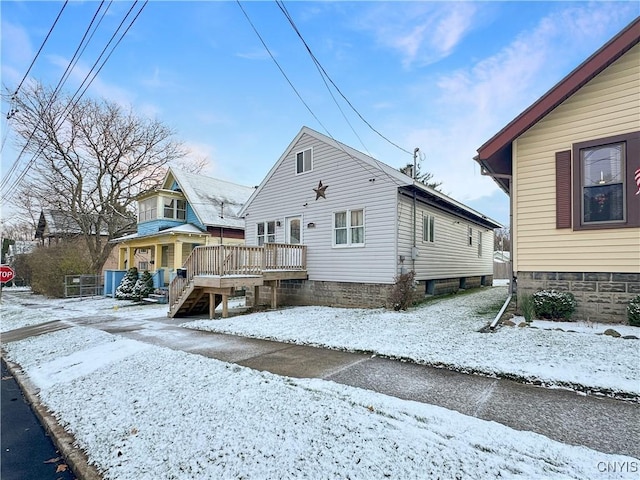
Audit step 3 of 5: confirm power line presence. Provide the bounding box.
[0,1,148,203]
[11,1,69,99]
[275,0,413,157]
[274,0,371,156]
[235,0,332,137]
[237,0,406,184]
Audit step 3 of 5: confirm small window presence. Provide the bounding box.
[477,231,482,257]
[468,226,473,246]
[422,214,435,243]
[257,221,276,246]
[138,261,149,271]
[176,200,186,220]
[296,148,312,174]
[334,209,364,246]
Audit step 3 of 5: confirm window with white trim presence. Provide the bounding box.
[477,231,482,257]
[257,221,276,246]
[163,198,186,220]
[138,198,157,222]
[468,226,473,246]
[422,214,435,243]
[296,148,312,174]
[334,209,364,246]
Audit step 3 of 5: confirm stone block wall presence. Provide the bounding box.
[247,275,494,309]
[516,271,639,323]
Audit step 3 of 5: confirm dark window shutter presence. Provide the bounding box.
[556,150,572,228]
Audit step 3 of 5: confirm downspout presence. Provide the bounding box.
[478,162,514,329]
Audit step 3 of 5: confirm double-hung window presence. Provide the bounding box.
[556,131,640,230]
[468,226,473,246]
[334,209,364,246]
[163,198,187,220]
[477,231,483,257]
[296,148,312,174]
[580,142,624,224]
[422,214,435,243]
[257,221,276,246]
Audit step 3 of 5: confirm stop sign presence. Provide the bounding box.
[0,265,15,283]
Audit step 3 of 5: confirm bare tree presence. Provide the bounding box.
[6,82,188,273]
[494,227,511,252]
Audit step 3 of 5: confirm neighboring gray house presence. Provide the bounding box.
[239,126,502,308]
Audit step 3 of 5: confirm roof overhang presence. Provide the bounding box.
[475,17,640,196]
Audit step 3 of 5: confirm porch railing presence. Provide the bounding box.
[169,243,306,306]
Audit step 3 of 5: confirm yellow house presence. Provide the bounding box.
[112,168,255,284]
[476,18,640,323]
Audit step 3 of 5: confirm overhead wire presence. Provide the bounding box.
[274,0,371,157]
[275,0,413,157]
[0,1,111,193]
[0,1,148,203]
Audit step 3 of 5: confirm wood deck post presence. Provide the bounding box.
[253,285,260,307]
[209,292,215,319]
[222,294,228,318]
[270,283,277,309]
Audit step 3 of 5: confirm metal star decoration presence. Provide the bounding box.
[313,180,328,200]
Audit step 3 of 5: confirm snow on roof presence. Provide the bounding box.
[111,224,205,243]
[167,168,255,229]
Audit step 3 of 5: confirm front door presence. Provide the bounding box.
[285,216,302,245]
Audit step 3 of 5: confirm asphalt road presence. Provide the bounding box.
[1,358,77,480]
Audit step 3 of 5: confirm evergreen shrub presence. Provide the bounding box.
[115,267,139,300]
[628,295,640,327]
[532,290,577,321]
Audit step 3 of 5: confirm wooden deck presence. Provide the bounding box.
[168,244,307,318]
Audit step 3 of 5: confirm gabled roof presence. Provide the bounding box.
[476,17,640,194]
[240,126,501,229]
[36,209,110,237]
[162,168,255,229]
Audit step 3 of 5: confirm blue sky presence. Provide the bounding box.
[1,1,638,228]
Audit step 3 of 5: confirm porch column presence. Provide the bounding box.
[153,245,161,272]
[118,246,127,270]
[174,240,184,269]
[124,246,135,271]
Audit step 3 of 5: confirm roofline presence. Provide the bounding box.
[477,17,640,165]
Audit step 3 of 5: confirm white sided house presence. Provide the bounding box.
[239,126,501,308]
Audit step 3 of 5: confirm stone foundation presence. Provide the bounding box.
[516,271,639,324]
[247,275,494,309]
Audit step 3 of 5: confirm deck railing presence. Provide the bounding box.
[169,243,306,306]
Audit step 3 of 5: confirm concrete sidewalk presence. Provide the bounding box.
[4,313,639,467]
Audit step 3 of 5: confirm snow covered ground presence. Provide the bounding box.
[1,286,639,479]
[183,285,640,398]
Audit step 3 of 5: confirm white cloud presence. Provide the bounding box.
[1,20,33,87]
[355,3,478,68]
[403,3,639,206]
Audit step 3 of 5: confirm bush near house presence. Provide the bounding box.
[389,271,417,311]
[628,295,640,327]
[532,290,577,321]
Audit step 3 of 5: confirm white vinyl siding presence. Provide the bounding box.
[243,133,401,284]
[397,195,494,280]
[514,43,640,273]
